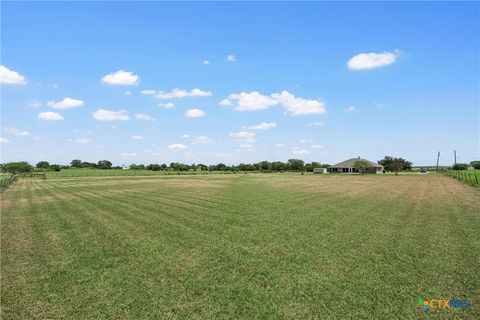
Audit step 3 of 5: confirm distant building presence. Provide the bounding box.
[313,168,327,174]
[328,157,383,174]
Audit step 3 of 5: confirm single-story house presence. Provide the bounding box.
[327,157,383,174]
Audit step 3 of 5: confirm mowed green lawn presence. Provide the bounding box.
[1,174,479,319]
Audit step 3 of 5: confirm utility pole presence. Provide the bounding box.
[436,151,440,172]
[454,150,457,165]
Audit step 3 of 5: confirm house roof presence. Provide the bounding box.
[330,157,383,168]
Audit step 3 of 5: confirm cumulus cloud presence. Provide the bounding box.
[193,135,213,144]
[3,127,30,136]
[311,144,324,149]
[226,54,236,62]
[121,153,137,157]
[247,122,277,130]
[153,88,212,99]
[38,111,64,121]
[92,109,130,121]
[102,70,139,85]
[271,91,326,115]
[124,90,131,96]
[276,143,285,147]
[203,60,210,65]
[135,113,155,121]
[0,137,10,144]
[293,149,310,155]
[347,51,399,70]
[141,89,156,95]
[224,91,278,111]
[239,144,253,149]
[0,65,26,84]
[185,108,205,118]
[181,134,190,138]
[168,143,188,150]
[344,106,356,112]
[71,137,91,144]
[219,99,232,107]
[229,131,255,142]
[47,97,84,109]
[308,121,325,127]
[131,135,144,140]
[158,102,175,109]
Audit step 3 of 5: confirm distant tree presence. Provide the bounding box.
[470,161,480,169]
[215,163,227,171]
[112,166,123,170]
[82,161,97,168]
[354,160,369,175]
[36,161,50,169]
[197,164,208,171]
[391,159,403,176]
[49,164,61,171]
[147,164,161,171]
[70,159,82,168]
[258,161,271,171]
[287,159,305,174]
[321,164,331,168]
[1,161,34,173]
[378,156,412,172]
[452,163,468,170]
[97,160,112,170]
[271,161,287,172]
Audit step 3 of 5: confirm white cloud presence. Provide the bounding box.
[229,131,255,142]
[181,134,190,138]
[124,90,131,96]
[226,91,278,111]
[347,51,399,70]
[344,106,356,112]
[0,137,10,144]
[308,121,325,127]
[219,99,232,107]
[71,137,91,144]
[239,143,253,149]
[203,60,210,65]
[131,135,144,140]
[293,149,310,155]
[102,70,139,85]
[246,122,277,130]
[3,127,30,136]
[168,143,188,150]
[276,143,285,147]
[158,102,175,109]
[135,113,155,121]
[311,144,324,149]
[38,111,64,121]
[92,109,130,121]
[193,135,213,144]
[154,88,212,99]
[29,100,42,108]
[226,54,236,62]
[299,139,308,143]
[185,108,205,118]
[47,97,84,109]
[121,153,137,157]
[141,89,156,95]
[271,91,326,115]
[0,65,26,84]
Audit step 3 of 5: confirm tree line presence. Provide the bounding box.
[3,156,476,174]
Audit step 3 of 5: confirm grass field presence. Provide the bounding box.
[1,174,479,319]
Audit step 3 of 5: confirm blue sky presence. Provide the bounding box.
[1,2,479,166]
